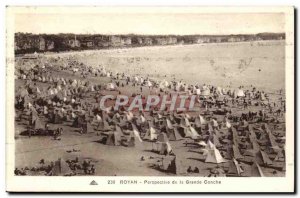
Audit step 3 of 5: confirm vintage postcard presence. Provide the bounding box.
[6,6,294,192]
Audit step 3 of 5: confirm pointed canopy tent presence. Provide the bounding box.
[166,119,174,130]
[195,115,207,127]
[18,87,29,98]
[189,126,201,139]
[157,133,169,143]
[131,123,143,142]
[216,87,224,95]
[105,132,122,146]
[259,92,266,101]
[126,111,134,121]
[263,123,280,151]
[227,159,244,176]
[205,140,216,150]
[159,79,169,89]
[144,126,158,141]
[274,149,285,162]
[160,155,177,174]
[106,83,117,91]
[167,127,183,141]
[256,150,273,166]
[146,80,153,87]
[98,119,112,131]
[180,117,191,127]
[115,124,124,135]
[201,89,211,96]
[225,119,232,129]
[158,141,173,155]
[212,134,221,148]
[205,146,227,164]
[232,145,243,160]
[31,114,44,130]
[234,89,245,98]
[211,119,219,128]
[251,162,265,177]
[51,158,73,176]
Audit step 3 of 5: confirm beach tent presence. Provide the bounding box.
[160,156,177,174]
[205,146,227,164]
[105,132,121,146]
[227,159,244,176]
[166,119,174,130]
[201,85,211,96]
[134,76,139,82]
[180,117,191,127]
[159,80,169,90]
[144,126,158,141]
[274,149,285,162]
[18,87,29,98]
[126,111,134,121]
[235,89,245,98]
[82,121,93,133]
[195,115,207,127]
[51,113,63,124]
[95,114,102,122]
[212,134,221,148]
[210,119,219,130]
[106,83,117,91]
[251,162,265,177]
[72,115,85,127]
[146,80,153,87]
[201,89,210,96]
[189,126,201,139]
[31,115,44,130]
[256,150,273,166]
[157,142,173,155]
[232,145,243,159]
[97,119,111,131]
[225,120,232,129]
[263,123,280,152]
[115,124,124,135]
[136,115,146,125]
[51,158,73,176]
[132,123,143,142]
[259,92,266,101]
[216,87,224,95]
[205,140,216,150]
[167,128,183,141]
[157,133,169,143]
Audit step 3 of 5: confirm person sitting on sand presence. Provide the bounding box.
[39,159,45,165]
[82,160,89,174]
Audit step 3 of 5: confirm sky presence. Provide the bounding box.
[14,12,285,35]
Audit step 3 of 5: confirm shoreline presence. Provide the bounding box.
[18,40,285,57]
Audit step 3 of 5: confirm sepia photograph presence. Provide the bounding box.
[6,6,294,192]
